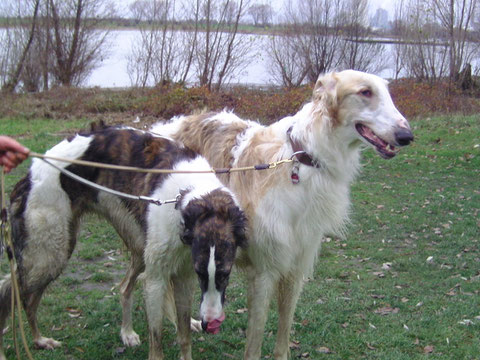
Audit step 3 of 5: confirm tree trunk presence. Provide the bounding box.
[2,0,41,93]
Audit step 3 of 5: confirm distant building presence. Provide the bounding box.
[370,8,390,30]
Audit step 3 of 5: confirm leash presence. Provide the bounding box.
[1,169,34,360]
[29,152,295,175]
[29,152,296,206]
[40,158,180,206]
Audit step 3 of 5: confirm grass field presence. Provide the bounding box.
[0,114,479,359]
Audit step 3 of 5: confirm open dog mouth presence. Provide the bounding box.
[355,123,397,159]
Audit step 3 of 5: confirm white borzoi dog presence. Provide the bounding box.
[0,123,247,360]
[151,70,414,359]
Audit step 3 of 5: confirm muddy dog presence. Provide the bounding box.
[0,123,247,360]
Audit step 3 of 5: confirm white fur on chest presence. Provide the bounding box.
[250,171,350,277]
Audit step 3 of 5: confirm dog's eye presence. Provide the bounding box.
[359,89,372,98]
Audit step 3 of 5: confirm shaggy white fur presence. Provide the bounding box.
[151,70,413,360]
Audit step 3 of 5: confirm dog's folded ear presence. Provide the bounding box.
[313,73,338,104]
[228,206,248,248]
[180,201,213,245]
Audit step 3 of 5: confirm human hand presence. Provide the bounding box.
[0,136,29,173]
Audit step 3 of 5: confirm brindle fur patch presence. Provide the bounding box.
[9,173,32,269]
[60,126,197,232]
[182,188,247,294]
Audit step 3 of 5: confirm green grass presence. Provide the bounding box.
[0,115,479,359]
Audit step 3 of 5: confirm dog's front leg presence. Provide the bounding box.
[119,253,144,347]
[273,274,304,360]
[244,270,276,360]
[172,274,195,360]
[145,277,167,360]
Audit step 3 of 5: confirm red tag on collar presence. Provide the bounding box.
[291,173,299,184]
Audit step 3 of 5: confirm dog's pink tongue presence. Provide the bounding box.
[205,312,226,334]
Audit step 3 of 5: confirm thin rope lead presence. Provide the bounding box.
[40,159,179,206]
[29,152,294,175]
[1,169,35,360]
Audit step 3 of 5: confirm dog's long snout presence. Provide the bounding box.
[395,128,414,146]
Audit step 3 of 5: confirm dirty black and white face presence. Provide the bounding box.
[181,190,247,334]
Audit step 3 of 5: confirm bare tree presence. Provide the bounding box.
[267,0,345,87]
[248,3,273,27]
[128,0,191,87]
[268,32,310,88]
[394,0,478,83]
[430,0,478,81]
[395,0,449,81]
[1,0,115,91]
[340,0,386,73]
[1,0,41,92]
[128,0,252,90]
[48,0,115,87]
[191,0,253,90]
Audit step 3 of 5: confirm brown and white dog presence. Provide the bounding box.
[151,70,414,359]
[0,124,247,360]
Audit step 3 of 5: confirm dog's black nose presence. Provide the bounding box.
[201,320,208,332]
[395,128,414,146]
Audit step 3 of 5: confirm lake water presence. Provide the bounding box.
[87,30,406,88]
[86,30,273,88]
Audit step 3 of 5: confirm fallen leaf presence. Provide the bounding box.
[66,307,82,318]
[423,345,434,354]
[316,346,332,354]
[115,347,126,354]
[366,343,376,350]
[302,319,309,326]
[236,308,248,314]
[374,306,399,315]
[289,340,300,349]
[382,262,392,270]
[301,352,310,358]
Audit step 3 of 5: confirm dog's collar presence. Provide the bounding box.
[287,127,321,169]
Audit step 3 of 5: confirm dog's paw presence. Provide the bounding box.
[121,329,141,347]
[34,336,62,350]
[190,318,202,332]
